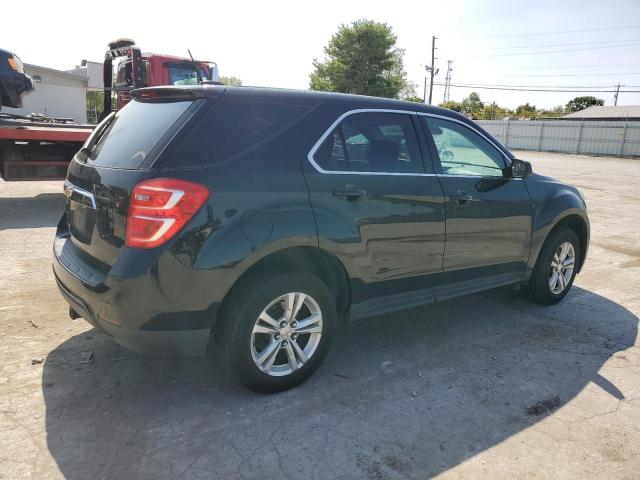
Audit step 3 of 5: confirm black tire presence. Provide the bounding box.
[216,273,337,393]
[526,227,581,305]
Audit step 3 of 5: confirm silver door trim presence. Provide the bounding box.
[306,108,437,177]
[306,108,518,179]
[63,180,97,209]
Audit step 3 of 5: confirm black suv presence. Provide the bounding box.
[54,86,589,392]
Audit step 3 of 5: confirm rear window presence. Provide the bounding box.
[167,64,209,86]
[166,98,311,168]
[86,99,193,169]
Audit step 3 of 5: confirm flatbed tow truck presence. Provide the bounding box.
[0,40,218,180]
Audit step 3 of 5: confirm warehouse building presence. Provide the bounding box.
[562,105,640,121]
[4,60,103,123]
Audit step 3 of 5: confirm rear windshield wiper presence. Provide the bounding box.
[77,112,116,162]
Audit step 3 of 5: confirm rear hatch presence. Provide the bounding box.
[63,89,207,269]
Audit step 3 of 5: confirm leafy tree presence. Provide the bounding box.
[439,100,463,112]
[404,95,425,103]
[565,96,604,113]
[310,19,410,99]
[481,102,512,120]
[515,103,537,119]
[461,92,484,119]
[219,76,242,86]
[400,80,420,102]
[85,91,115,124]
[538,105,566,118]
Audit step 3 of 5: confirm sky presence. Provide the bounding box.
[3,0,640,109]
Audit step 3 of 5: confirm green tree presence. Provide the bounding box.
[461,92,484,119]
[565,96,604,113]
[515,103,537,119]
[85,91,116,124]
[481,102,512,120]
[404,95,424,103]
[538,105,566,118]
[309,19,410,99]
[219,76,242,86]
[439,100,463,112]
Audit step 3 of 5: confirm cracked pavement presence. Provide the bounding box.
[1,151,639,479]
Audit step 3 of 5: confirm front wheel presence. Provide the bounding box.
[526,227,581,305]
[217,273,337,393]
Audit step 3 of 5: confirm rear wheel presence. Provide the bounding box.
[526,227,580,305]
[217,273,337,393]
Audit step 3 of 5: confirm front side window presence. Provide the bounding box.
[422,117,506,177]
[314,112,424,174]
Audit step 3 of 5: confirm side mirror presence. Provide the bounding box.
[510,158,533,178]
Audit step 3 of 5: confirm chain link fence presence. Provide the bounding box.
[477,120,640,157]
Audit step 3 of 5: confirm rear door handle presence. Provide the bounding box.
[455,190,474,204]
[333,188,365,201]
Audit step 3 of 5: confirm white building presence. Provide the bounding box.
[4,60,103,123]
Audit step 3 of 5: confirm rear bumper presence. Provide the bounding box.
[53,232,214,357]
[54,274,209,356]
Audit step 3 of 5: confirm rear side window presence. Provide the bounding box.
[168,98,311,168]
[314,112,424,174]
[87,100,193,169]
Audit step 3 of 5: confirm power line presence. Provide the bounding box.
[509,61,640,70]
[469,25,640,38]
[470,42,640,58]
[435,82,640,93]
[481,38,640,50]
[502,72,640,78]
[445,82,630,89]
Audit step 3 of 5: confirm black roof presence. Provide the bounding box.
[134,84,469,122]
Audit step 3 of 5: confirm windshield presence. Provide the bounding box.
[167,64,209,85]
[84,99,193,169]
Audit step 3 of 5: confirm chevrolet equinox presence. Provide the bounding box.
[54,85,589,392]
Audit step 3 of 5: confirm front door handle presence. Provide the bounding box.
[333,188,365,201]
[455,191,474,204]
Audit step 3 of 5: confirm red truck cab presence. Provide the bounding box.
[105,39,219,114]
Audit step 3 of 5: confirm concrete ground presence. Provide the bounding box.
[0,151,639,479]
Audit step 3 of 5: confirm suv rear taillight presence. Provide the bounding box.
[126,178,209,249]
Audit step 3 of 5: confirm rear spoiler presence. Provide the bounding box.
[130,87,200,102]
[130,85,227,102]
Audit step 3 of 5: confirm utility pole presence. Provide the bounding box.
[443,60,453,103]
[614,83,624,106]
[423,75,427,103]
[426,36,438,105]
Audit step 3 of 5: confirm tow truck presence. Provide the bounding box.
[0,40,218,180]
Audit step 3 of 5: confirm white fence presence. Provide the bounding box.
[477,120,640,158]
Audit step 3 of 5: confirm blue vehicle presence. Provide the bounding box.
[0,49,33,109]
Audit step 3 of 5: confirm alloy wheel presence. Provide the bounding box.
[250,292,323,376]
[549,241,575,294]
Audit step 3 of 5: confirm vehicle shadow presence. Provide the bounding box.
[0,193,65,230]
[42,286,637,479]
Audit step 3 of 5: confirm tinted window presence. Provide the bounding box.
[314,112,423,173]
[86,99,193,169]
[168,98,311,167]
[422,117,505,177]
